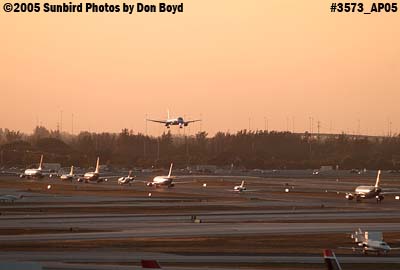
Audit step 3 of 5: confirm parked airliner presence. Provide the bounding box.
[146,163,174,187]
[347,228,400,255]
[233,180,246,192]
[118,170,135,185]
[0,194,23,203]
[77,157,109,183]
[60,166,75,181]
[20,155,44,179]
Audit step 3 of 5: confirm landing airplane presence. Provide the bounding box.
[77,157,109,183]
[0,194,23,203]
[323,249,342,270]
[60,166,75,181]
[20,155,44,179]
[147,110,201,128]
[233,180,246,192]
[118,170,135,185]
[146,163,174,188]
[345,170,399,202]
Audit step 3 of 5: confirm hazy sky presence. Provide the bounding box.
[1,0,399,136]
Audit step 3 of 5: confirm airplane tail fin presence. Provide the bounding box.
[375,170,381,188]
[241,180,245,188]
[323,249,342,270]
[70,166,74,176]
[128,170,132,177]
[167,163,173,178]
[167,109,170,120]
[95,157,100,174]
[38,155,44,170]
[141,260,162,269]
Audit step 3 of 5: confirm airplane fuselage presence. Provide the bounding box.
[79,172,102,183]
[346,170,384,202]
[0,195,22,203]
[355,186,381,199]
[21,169,43,178]
[60,174,74,181]
[234,186,246,192]
[118,176,135,185]
[363,240,391,254]
[165,117,185,128]
[148,176,174,187]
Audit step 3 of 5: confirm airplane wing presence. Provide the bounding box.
[184,119,201,124]
[99,175,123,181]
[173,180,197,184]
[381,189,400,195]
[337,246,362,251]
[323,249,342,270]
[147,119,166,124]
[141,260,162,269]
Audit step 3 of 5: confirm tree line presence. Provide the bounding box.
[0,126,399,170]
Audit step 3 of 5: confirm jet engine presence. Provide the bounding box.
[345,193,354,200]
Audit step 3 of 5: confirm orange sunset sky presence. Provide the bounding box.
[1,0,399,136]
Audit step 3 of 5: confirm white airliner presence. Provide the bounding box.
[20,155,44,179]
[60,166,75,181]
[0,194,23,203]
[345,170,398,202]
[118,170,135,185]
[347,228,400,255]
[146,163,174,187]
[77,157,108,183]
[147,110,201,128]
[323,249,342,270]
[233,180,246,192]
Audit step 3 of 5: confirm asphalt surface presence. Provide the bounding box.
[1,171,400,269]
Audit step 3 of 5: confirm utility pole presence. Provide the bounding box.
[186,135,189,167]
[200,114,203,132]
[60,110,63,133]
[286,117,289,132]
[157,138,160,161]
[264,117,266,131]
[292,116,295,133]
[71,113,74,135]
[144,114,147,157]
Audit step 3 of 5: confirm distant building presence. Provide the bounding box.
[42,163,61,172]
[320,165,333,172]
[195,165,217,173]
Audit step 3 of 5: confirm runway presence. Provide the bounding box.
[1,172,400,269]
